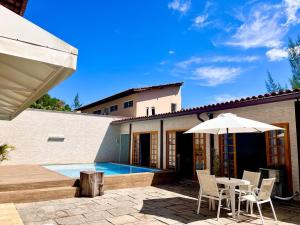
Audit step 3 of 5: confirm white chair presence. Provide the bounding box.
[237,178,277,225]
[196,169,215,210]
[236,170,261,213]
[197,174,230,220]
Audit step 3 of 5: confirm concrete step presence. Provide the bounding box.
[0,186,80,203]
[0,179,77,192]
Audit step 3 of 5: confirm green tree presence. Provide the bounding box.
[30,94,71,111]
[265,71,283,93]
[0,144,15,163]
[288,36,300,89]
[72,93,82,110]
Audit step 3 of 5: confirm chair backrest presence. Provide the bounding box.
[196,169,210,181]
[241,170,261,191]
[198,174,220,198]
[258,178,275,201]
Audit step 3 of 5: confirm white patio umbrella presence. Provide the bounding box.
[185,113,283,179]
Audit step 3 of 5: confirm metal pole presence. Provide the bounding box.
[227,128,231,180]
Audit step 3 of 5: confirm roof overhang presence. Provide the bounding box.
[0,0,28,16]
[0,5,78,120]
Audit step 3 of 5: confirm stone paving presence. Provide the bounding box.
[15,184,300,225]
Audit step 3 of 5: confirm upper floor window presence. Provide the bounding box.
[93,110,102,115]
[124,100,133,108]
[151,107,155,115]
[146,107,149,116]
[104,108,109,115]
[171,103,177,112]
[110,105,118,112]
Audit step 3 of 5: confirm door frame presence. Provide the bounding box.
[131,131,158,168]
[219,134,237,177]
[166,129,207,179]
[265,123,292,194]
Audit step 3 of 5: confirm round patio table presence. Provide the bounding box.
[216,177,250,218]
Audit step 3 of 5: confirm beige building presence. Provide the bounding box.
[113,90,300,196]
[1,88,300,197]
[78,82,183,117]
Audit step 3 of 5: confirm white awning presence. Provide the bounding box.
[0,5,78,120]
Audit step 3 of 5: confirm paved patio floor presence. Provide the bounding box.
[15,184,300,225]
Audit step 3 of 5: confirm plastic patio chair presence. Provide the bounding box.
[237,178,277,225]
[196,169,211,208]
[236,170,261,213]
[197,173,230,221]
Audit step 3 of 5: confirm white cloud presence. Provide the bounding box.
[266,48,288,61]
[176,56,203,69]
[176,55,259,69]
[227,4,287,48]
[213,94,242,103]
[208,55,259,63]
[193,14,209,28]
[284,0,300,25]
[191,66,241,86]
[168,0,191,14]
[168,50,175,55]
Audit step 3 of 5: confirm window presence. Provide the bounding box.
[132,133,140,165]
[124,100,133,108]
[219,134,237,177]
[93,110,101,115]
[110,105,118,112]
[166,131,176,169]
[194,133,206,171]
[150,132,158,168]
[151,107,155,115]
[103,108,109,115]
[171,103,177,112]
[265,123,292,193]
[146,107,149,116]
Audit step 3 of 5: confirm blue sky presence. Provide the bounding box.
[24,0,300,108]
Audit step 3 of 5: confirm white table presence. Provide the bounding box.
[216,177,250,218]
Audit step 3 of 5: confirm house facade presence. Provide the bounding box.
[113,90,300,196]
[78,82,183,117]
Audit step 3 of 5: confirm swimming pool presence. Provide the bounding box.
[44,162,160,178]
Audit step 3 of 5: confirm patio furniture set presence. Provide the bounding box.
[196,169,277,225]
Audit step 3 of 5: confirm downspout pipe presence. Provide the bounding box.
[160,120,164,169]
[128,123,132,164]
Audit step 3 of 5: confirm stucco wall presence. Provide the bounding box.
[81,86,182,118]
[119,100,299,192]
[136,86,182,117]
[0,109,121,165]
[81,94,138,117]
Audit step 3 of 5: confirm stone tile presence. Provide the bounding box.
[107,215,137,225]
[55,215,86,225]
[25,219,57,225]
[86,220,112,225]
[14,184,299,225]
[83,211,113,222]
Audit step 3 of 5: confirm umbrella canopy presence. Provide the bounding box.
[185,113,283,179]
[185,113,283,134]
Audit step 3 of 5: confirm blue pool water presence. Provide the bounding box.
[44,162,159,178]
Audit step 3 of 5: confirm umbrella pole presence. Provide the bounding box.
[226,128,231,180]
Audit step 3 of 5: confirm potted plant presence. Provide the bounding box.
[0,144,15,164]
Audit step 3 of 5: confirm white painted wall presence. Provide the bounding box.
[0,109,121,165]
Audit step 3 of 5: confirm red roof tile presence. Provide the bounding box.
[112,89,300,124]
